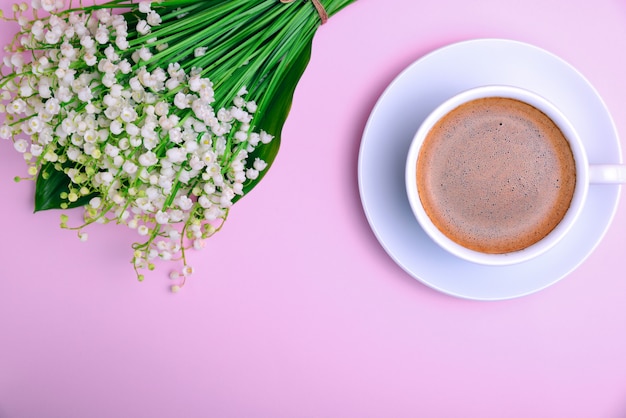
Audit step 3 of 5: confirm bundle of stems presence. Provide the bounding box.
[113,0,355,193]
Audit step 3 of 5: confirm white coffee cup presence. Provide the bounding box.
[405,85,626,266]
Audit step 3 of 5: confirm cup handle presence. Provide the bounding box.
[589,164,626,184]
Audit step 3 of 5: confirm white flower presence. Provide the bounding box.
[84,52,97,66]
[138,1,151,13]
[84,129,97,143]
[138,151,157,167]
[135,68,152,87]
[158,175,172,191]
[99,171,114,185]
[89,197,102,209]
[198,195,211,209]
[234,130,247,143]
[131,90,145,103]
[176,195,193,211]
[136,20,151,35]
[165,78,180,91]
[130,137,142,147]
[60,68,75,85]
[61,41,76,59]
[126,123,139,137]
[170,210,184,223]
[115,36,129,50]
[21,122,34,136]
[118,137,130,150]
[113,155,124,167]
[96,9,112,24]
[44,98,60,115]
[56,86,73,103]
[204,206,222,221]
[260,131,273,144]
[18,82,33,98]
[166,147,186,163]
[98,59,117,74]
[253,158,268,171]
[248,133,260,147]
[168,127,182,143]
[104,45,119,61]
[0,125,12,139]
[188,155,204,171]
[59,58,71,71]
[31,20,44,36]
[120,106,137,123]
[181,265,194,277]
[109,84,123,98]
[142,135,157,151]
[174,92,189,109]
[104,144,119,157]
[246,168,259,180]
[194,47,207,57]
[155,210,169,224]
[217,108,231,122]
[28,117,43,133]
[118,60,132,74]
[85,103,99,114]
[146,11,162,26]
[30,144,43,157]
[13,139,28,153]
[77,87,93,102]
[138,47,152,62]
[233,170,246,183]
[104,106,120,120]
[103,95,118,109]
[233,96,245,108]
[41,0,58,12]
[9,53,25,69]
[154,101,169,116]
[246,101,257,113]
[95,26,109,44]
[188,75,212,93]
[145,187,160,201]
[158,115,178,131]
[43,150,58,162]
[123,160,138,175]
[80,35,95,49]
[9,98,26,114]
[203,182,216,195]
[109,120,123,135]
[102,73,116,87]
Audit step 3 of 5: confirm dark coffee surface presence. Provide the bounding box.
[416,97,576,254]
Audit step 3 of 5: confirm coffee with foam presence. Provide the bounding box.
[416,97,576,254]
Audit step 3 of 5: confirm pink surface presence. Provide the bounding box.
[2,0,626,417]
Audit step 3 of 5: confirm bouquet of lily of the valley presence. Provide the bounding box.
[0,0,355,290]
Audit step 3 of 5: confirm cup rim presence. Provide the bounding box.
[405,85,589,266]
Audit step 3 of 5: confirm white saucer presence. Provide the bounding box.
[358,39,623,301]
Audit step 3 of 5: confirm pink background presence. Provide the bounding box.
[2,0,626,417]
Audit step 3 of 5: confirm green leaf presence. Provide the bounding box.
[238,40,313,200]
[34,162,98,212]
